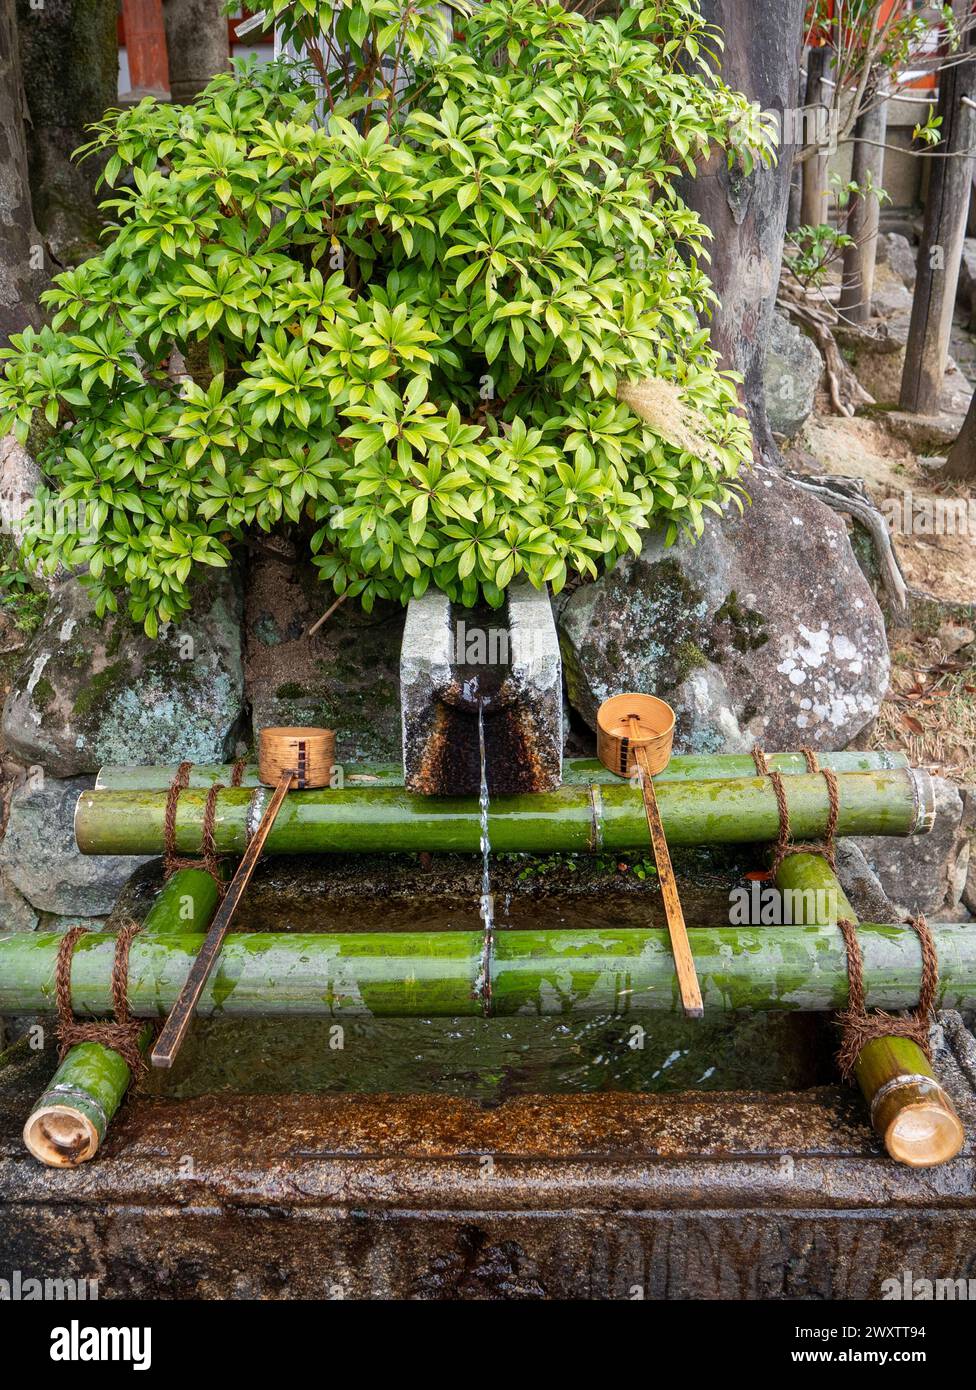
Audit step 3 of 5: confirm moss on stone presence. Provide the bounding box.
[31,676,55,709]
[714,590,769,654]
[72,661,130,719]
[672,638,709,684]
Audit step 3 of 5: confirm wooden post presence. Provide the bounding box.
[800,43,831,229]
[900,14,976,413]
[838,80,888,324]
[121,0,170,98]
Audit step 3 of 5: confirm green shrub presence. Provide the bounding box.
[0,0,772,634]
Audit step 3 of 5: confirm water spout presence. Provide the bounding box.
[476,698,494,1009]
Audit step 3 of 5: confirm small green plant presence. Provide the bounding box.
[783,223,855,291]
[0,543,47,636]
[0,0,771,634]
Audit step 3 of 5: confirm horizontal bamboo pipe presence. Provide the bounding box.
[775,853,964,1168]
[75,769,932,858]
[20,1035,151,1168]
[2,922,973,1018]
[93,749,910,791]
[22,868,221,1167]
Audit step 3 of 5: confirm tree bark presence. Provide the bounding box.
[0,0,48,341]
[838,81,888,325]
[942,387,976,480]
[900,12,976,414]
[163,0,229,104]
[15,0,118,264]
[679,0,806,464]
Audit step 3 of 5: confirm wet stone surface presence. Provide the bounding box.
[3,1022,976,1299]
[6,851,976,1298]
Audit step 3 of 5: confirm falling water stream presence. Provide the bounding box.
[477,698,494,1009]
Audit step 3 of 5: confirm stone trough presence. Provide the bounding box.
[2,850,976,1300]
[2,586,975,1300]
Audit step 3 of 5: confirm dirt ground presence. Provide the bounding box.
[789,301,975,786]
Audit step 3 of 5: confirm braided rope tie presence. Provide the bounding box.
[751,745,839,873]
[835,913,938,1081]
[750,744,938,1081]
[55,923,146,1076]
[162,756,248,893]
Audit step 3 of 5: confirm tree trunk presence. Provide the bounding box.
[800,43,830,228]
[163,0,229,104]
[942,387,976,480]
[15,0,118,264]
[679,0,806,464]
[838,83,888,325]
[900,13,976,414]
[0,0,48,341]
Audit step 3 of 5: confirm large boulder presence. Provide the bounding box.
[853,777,971,918]
[762,311,822,439]
[877,232,917,291]
[0,774,149,917]
[1,569,246,778]
[558,466,890,753]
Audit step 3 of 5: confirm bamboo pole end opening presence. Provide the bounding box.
[878,1086,965,1168]
[23,1105,100,1168]
[910,767,937,836]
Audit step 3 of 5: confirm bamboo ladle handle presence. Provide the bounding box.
[150,767,296,1068]
[627,716,703,1019]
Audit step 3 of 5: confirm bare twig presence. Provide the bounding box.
[307,592,348,637]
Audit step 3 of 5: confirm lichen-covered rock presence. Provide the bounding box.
[762,311,822,439]
[0,868,38,931]
[558,466,890,753]
[1,569,245,777]
[0,774,149,916]
[245,548,403,766]
[0,434,41,548]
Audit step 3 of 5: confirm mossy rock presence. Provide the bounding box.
[1,570,246,776]
[558,466,890,753]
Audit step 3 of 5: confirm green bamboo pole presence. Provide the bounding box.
[21,868,220,1167]
[775,852,964,1168]
[93,750,908,791]
[1,922,973,1018]
[74,769,930,858]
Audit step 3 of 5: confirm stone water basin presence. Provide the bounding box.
[108,850,837,1099]
[3,848,976,1299]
